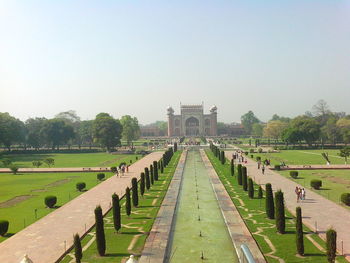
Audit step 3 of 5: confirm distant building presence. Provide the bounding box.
[140,126,165,137]
[167,103,218,137]
[219,123,246,136]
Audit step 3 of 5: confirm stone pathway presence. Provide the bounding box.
[0,167,112,173]
[139,151,187,263]
[225,151,350,261]
[0,152,164,263]
[271,164,350,170]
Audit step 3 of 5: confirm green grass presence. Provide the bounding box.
[0,154,140,242]
[59,151,182,263]
[0,152,141,168]
[206,149,347,263]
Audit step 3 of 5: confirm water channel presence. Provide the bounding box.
[169,149,239,262]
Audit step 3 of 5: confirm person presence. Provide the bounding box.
[301,188,306,200]
[262,165,265,175]
[295,186,301,202]
[258,161,261,169]
[126,165,129,173]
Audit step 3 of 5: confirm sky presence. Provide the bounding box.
[0,0,349,124]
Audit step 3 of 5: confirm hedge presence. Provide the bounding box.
[0,220,9,236]
[45,195,57,208]
[310,179,322,190]
[97,173,105,181]
[76,182,86,192]
[289,171,299,179]
[341,193,350,206]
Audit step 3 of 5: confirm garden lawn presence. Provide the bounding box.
[0,153,141,168]
[279,169,350,210]
[206,150,347,263]
[59,151,181,263]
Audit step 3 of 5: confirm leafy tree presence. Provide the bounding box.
[120,115,140,146]
[270,114,291,122]
[252,123,264,137]
[326,229,337,263]
[339,147,350,164]
[263,120,288,140]
[291,116,321,146]
[78,120,94,149]
[281,127,301,145]
[93,113,122,151]
[131,177,138,207]
[25,117,48,149]
[1,158,12,167]
[125,187,131,216]
[265,183,275,219]
[275,190,285,234]
[112,194,121,232]
[0,112,25,150]
[241,111,260,134]
[94,205,106,256]
[32,160,43,168]
[337,118,350,144]
[296,207,304,256]
[43,158,55,167]
[74,233,83,263]
[10,165,19,175]
[321,117,341,145]
[41,119,75,150]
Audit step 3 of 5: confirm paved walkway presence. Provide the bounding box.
[0,167,112,173]
[200,150,266,263]
[225,150,350,261]
[271,164,350,170]
[0,152,164,263]
[139,151,187,263]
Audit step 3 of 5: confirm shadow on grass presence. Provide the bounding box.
[4,233,15,238]
[304,253,325,257]
[121,231,144,235]
[105,253,131,257]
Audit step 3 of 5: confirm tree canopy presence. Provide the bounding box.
[120,115,140,146]
[93,113,122,151]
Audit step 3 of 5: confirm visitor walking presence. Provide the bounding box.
[261,165,265,175]
[301,188,306,200]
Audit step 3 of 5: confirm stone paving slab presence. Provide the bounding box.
[139,151,187,263]
[200,150,266,263]
[0,152,164,263]
[225,150,350,262]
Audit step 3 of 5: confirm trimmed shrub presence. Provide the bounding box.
[310,179,322,190]
[250,154,254,158]
[94,205,106,256]
[0,220,9,236]
[97,173,105,181]
[220,151,225,165]
[275,190,285,234]
[274,165,281,171]
[341,193,350,206]
[249,148,255,153]
[150,165,154,185]
[160,160,164,173]
[230,159,234,176]
[244,151,249,155]
[265,183,275,219]
[256,156,261,161]
[45,195,57,208]
[112,194,121,232]
[125,187,131,216]
[258,186,263,199]
[326,229,337,263]
[131,177,138,207]
[290,171,299,178]
[153,161,159,181]
[248,178,254,198]
[76,182,86,192]
[145,168,150,190]
[110,166,117,173]
[296,207,304,256]
[242,166,248,191]
[140,172,145,197]
[10,165,19,175]
[237,164,243,185]
[74,233,82,263]
[258,148,263,153]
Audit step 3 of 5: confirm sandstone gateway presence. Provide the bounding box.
[167,104,217,137]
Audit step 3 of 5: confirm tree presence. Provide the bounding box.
[160,160,164,173]
[145,168,150,190]
[140,172,145,197]
[131,178,138,207]
[252,123,264,137]
[32,160,42,168]
[43,158,55,167]
[120,115,140,146]
[281,127,301,145]
[321,117,341,145]
[237,164,243,185]
[258,186,263,199]
[263,121,288,140]
[242,166,248,191]
[1,158,12,167]
[275,190,285,234]
[174,142,177,152]
[150,165,154,185]
[74,233,83,263]
[41,119,75,150]
[337,118,350,144]
[125,187,131,216]
[93,113,122,152]
[94,205,106,256]
[25,117,48,149]
[78,120,94,149]
[112,194,121,232]
[248,178,254,198]
[296,207,304,256]
[326,229,337,263]
[265,183,275,219]
[291,116,321,146]
[241,111,260,134]
[0,112,25,150]
[230,159,234,176]
[339,147,350,164]
[312,99,331,120]
[153,161,159,181]
[220,151,225,165]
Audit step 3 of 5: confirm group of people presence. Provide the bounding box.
[114,164,129,177]
[295,186,306,202]
[232,151,247,164]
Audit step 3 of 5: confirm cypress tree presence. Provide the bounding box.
[112,194,121,232]
[296,207,304,256]
[125,187,131,217]
[140,172,145,197]
[248,178,254,198]
[174,142,177,152]
[145,167,150,190]
[237,164,243,185]
[242,166,248,191]
[153,161,159,181]
[131,177,138,207]
[258,186,263,199]
[94,205,106,256]
[221,151,225,164]
[160,160,164,173]
[74,233,82,263]
[326,229,337,263]
[230,159,235,176]
[265,183,275,219]
[150,164,154,185]
[275,190,285,234]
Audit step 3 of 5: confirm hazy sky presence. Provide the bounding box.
[1,0,349,124]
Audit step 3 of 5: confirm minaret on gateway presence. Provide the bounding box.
[167,103,217,137]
